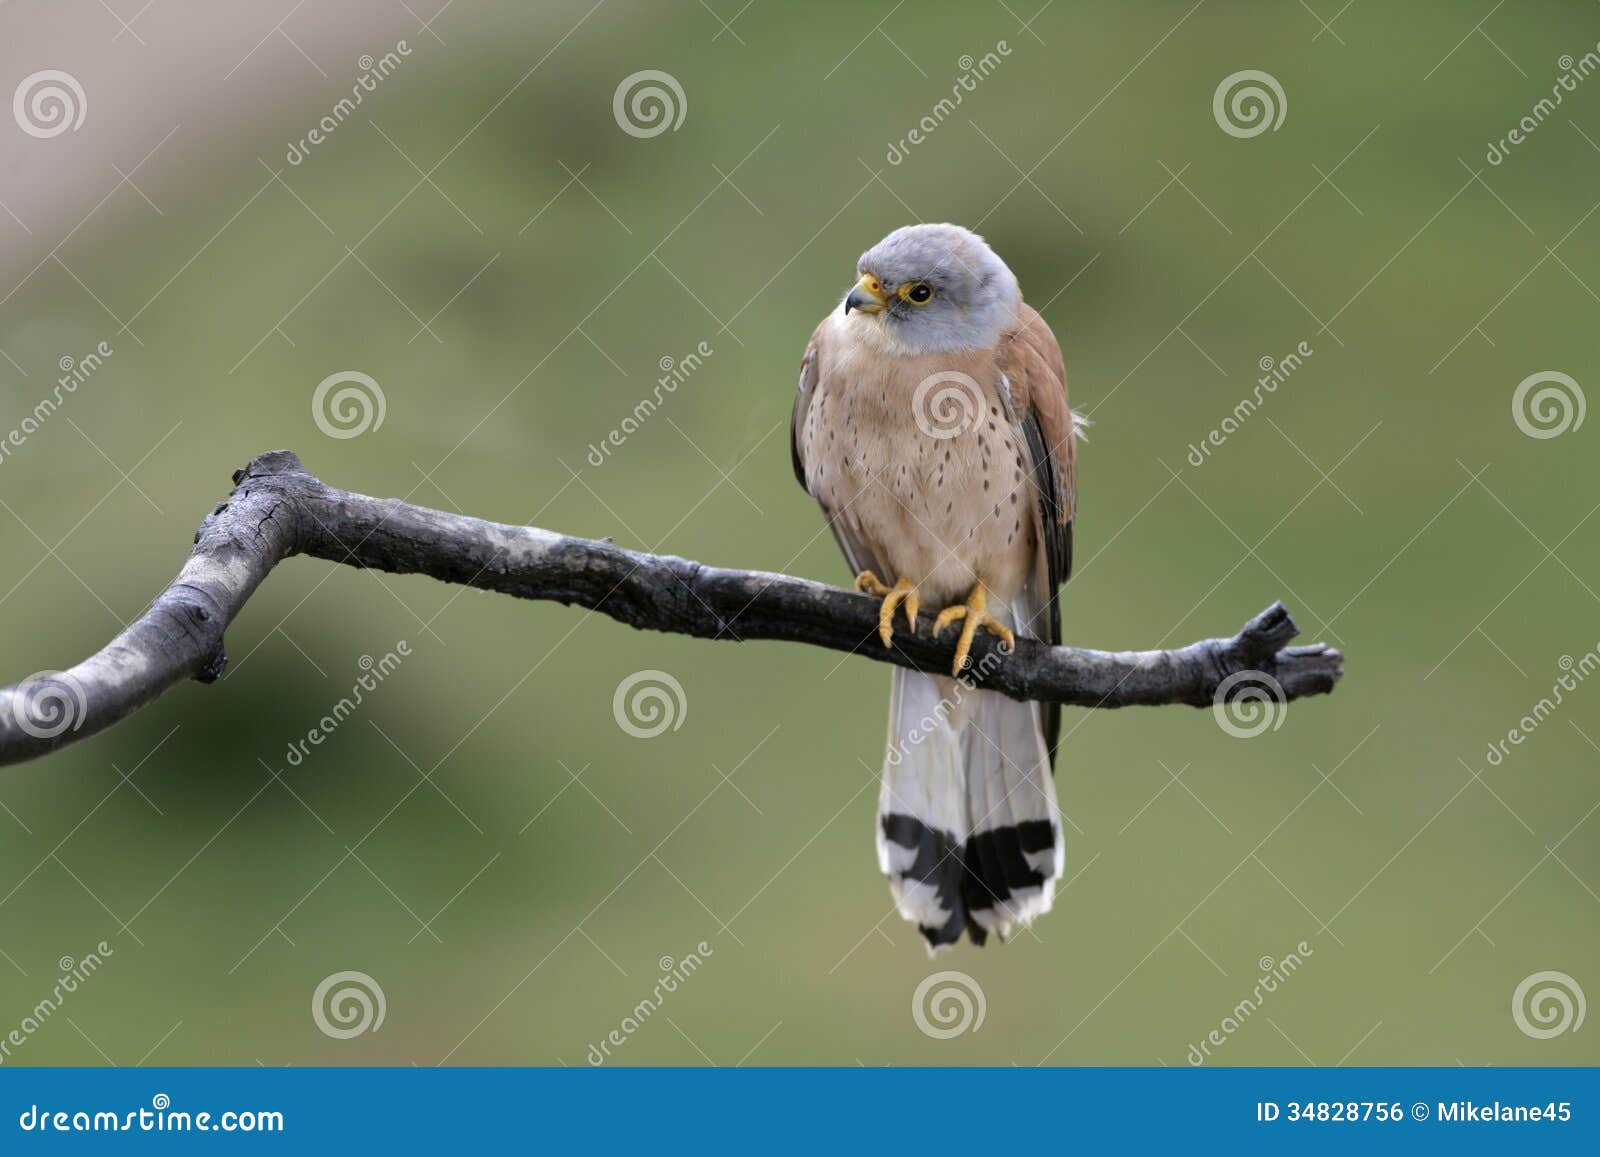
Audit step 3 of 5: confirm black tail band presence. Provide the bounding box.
[882,813,1055,947]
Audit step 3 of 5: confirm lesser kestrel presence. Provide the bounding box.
[791,223,1080,949]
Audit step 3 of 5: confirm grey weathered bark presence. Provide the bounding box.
[0,450,1343,767]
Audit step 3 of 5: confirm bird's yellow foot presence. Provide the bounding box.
[853,570,921,649]
[933,579,1015,675]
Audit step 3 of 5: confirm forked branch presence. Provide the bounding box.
[0,450,1343,766]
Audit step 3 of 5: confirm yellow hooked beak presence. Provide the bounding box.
[844,272,888,315]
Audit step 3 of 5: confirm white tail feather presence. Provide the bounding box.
[876,632,1063,951]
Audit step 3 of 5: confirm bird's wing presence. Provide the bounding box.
[999,302,1076,600]
[789,330,822,490]
[791,321,884,579]
[997,303,1076,765]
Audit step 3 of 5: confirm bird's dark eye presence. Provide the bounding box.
[901,281,934,305]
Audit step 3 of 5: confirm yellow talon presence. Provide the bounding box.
[902,585,921,634]
[854,571,921,649]
[933,579,1015,675]
[854,570,891,597]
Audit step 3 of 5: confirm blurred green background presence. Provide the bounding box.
[1,0,1596,1066]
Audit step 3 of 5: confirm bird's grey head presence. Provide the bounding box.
[842,223,1020,354]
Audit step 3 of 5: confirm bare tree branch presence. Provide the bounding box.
[0,450,1344,766]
